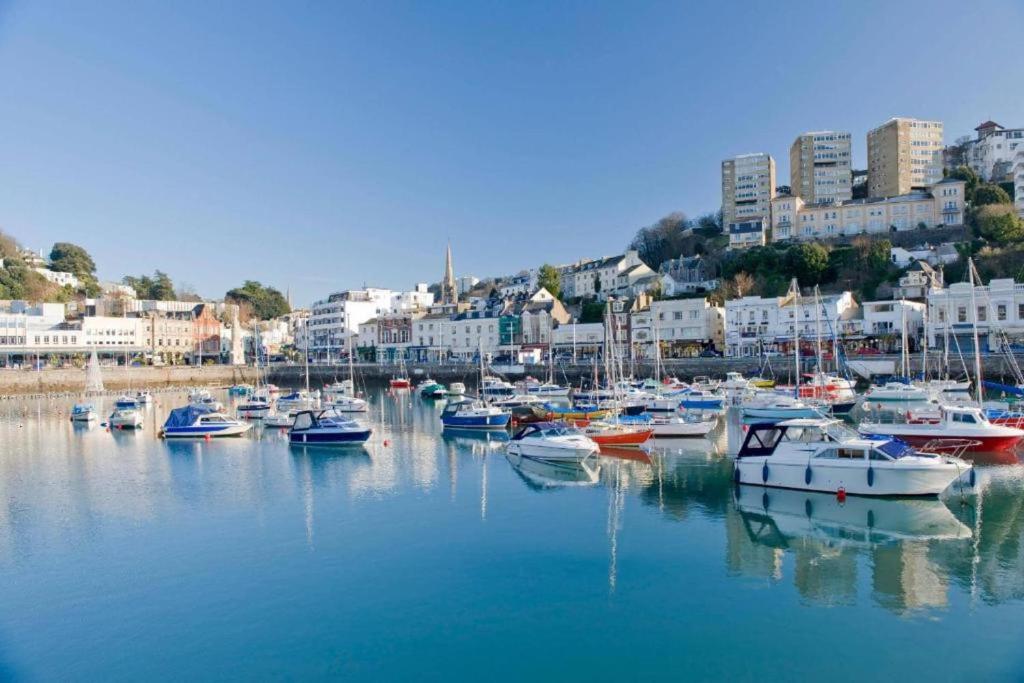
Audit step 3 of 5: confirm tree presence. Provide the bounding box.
[976,205,1024,243]
[948,166,980,202]
[627,212,689,269]
[225,281,290,320]
[536,264,562,299]
[784,243,829,285]
[123,270,176,300]
[973,183,1012,207]
[48,242,96,277]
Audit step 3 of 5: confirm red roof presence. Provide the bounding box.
[975,120,1002,131]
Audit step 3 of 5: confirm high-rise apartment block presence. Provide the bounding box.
[867,117,943,198]
[721,153,776,228]
[789,131,852,204]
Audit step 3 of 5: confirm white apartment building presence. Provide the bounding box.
[564,251,649,301]
[868,117,944,197]
[456,275,480,295]
[309,286,433,361]
[927,278,1024,351]
[860,300,925,340]
[443,312,501,360]
[790,131,852,205]
[34,268,80,289]
[499,270,537,298]
[80,316,148,351]
[630,298,724,358]
[0,303,70,360]
[724,291,858,357]
[771,178,965,243]
[962,120,1024,181]
[722,153,776,228]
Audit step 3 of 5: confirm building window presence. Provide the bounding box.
[978,306,987,322]
[957,306,967,323]
[997,304,1007,321]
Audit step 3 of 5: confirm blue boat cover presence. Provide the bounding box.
[163,405,216,429]
[983,380,1024,397]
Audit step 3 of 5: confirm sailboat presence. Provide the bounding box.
[390,356,411,389]
[237,324,273,419]
[864,300,929,402]
[326,336,368,412]
[441,341,511,430]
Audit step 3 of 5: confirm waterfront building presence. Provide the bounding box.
[411,312,454,362]
[867,117,944,198]
[957,120,1024,181]
[550,322,604,359]
[658,255,718,295]
[790,131,852,205]
[192,304,222,361]
[630,298,724,358]
[770,178,965,243]
[507,288,571,350]
[443,310,502,361]
[724,291,857,357]
[0,302,71,364]
[894,260,945,301]
[860,300,925,350]
[728,219,766,250]
[308,286,432,362]
[927,278,1024,351]
[721,153,776,229]
[80,316,148,352]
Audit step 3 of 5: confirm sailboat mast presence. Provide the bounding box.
[791,279,800,398]
[921,302,928,381]
[968,258,984,404]
[900,301,909,379]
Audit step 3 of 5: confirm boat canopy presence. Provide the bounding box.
[163,405,215,428]
[512,422,572,440]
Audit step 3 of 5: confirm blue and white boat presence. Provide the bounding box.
[741,392,824,420]
[276,390,318,413]
[288,409,371,445]
[677,388,725,410]
[440,399,511,430]
[70,403,98,422]
[160,405,252,439]
[114,395,139,410]
[236,393,272,419]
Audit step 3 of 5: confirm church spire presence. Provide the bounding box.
[442,241,457,305]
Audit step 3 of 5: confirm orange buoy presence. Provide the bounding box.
[204,434,211,441]
[837,487,847,502]
[383,439,390,447]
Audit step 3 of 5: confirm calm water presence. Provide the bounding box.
[1,388,1023,681]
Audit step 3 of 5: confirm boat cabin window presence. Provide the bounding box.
[784,428,830,443]
[815,447,864,459]
[869,449,893,461]
[952,412,977,424]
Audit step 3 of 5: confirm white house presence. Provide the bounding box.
[564,251,648,300]
[725,291,858,357]
[728,219,766,250]
[551,322,605,359]
[309,285,433,361]
[658,256,719,295]
[34,268,80,289]
[861,300,925,340]
[927,278,1024,351]
[630,298,725,357]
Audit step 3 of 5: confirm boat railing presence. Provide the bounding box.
[919,438,981,460]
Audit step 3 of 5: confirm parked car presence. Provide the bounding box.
[855,347,882,356]
[699,349,723,358]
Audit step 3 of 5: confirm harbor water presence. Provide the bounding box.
[1,388,1023,680]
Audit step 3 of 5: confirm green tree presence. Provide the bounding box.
[48,242,96,277]
[976,205,1024,243]
[226,281,290,320]
[537,264,562,298]
[123,270,176,300]
[973,183,1012,206]
[784,243,829,285]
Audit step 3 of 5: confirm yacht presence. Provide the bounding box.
[492,394,544,409]
[647,412,717,437]
[481,376,515,398]
[859,404,1024,452]
[863,382,930,402]
[440,399,511,430]
[741,392,823,420]
[70,403,98,422]
[448,382,467,396]
[677,387,725,410]
[188,389,225,412]
[506,422,599,463]
[417,379,447,398]
[114,395,139,410]
[236,393,272,419]
[109,407,144,430]
[263,412,294,428]
[735,418,974,496]
[288,409,371,445]
[524,382,571,398]
[325,394,369,413]
[228,384,252,396]
[160,406,252,438]
[323,380,354,399]
[276,390,318,413]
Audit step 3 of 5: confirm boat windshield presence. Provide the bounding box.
[820,421,861,443]
[877,439,916,459]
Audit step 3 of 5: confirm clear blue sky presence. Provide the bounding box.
[1,1,1021,306]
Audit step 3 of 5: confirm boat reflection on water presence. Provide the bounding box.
[647,437,721,459]
[506,451,601,490]
[441,427,510,448]
[735,485,973,547]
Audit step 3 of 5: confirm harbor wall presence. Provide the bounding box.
[0,365,257,396]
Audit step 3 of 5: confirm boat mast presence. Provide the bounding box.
[921,301,928,381]
[790,278,800,399]
[814,286,823,377]
[900,300,910,380]
[968,258,984,405]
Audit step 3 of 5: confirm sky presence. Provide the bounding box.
[0,1,1021,306]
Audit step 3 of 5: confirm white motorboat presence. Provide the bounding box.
[647,412,717,437]
[526,382,571,398]
[741,392,823,420]
[323,379,354,399]
[236,394,272,419]
[914,379,972,397]
[642,393,680,413]
[448,382,467,396]
[722,371,757,394]
[863,382,930,403]
[492,394,544,409]
[506,422,599,463]
[325,395,369,413]
[263,412,294,428]
[135,391,153,405]
[481,376,515,398]
[859,404,1024,453]
[160,406,252,438]
[734,418,974,497]
[109,407,144,430]
[70,403,98,422]
[188,389,225,413]
[276,390,318,413]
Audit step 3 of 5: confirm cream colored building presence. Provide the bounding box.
[790,131,852,205]
[771,178,965,243]
[867,117,944,198]
[722,153,776,228]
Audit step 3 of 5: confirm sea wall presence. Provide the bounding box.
[0,365,257,396]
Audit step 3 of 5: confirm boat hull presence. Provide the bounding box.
[734,458,964,497]
[441,415,511,429]
[742,407,822,420]
[857,427,1023,452]
[161,424,251,438]
[289,429,371,445]
[589,429,654,447]
[506,442,597,463]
